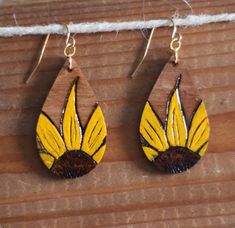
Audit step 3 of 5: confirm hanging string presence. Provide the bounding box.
[0,13,234,37]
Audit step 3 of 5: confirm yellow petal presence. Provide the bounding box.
[187,101,210,152]
[62,80,82,151]
[36,112,66,158]
[81,106,107,159]
[166,85,187,147]
[92,144,106,163]
[39,153,55,169]
[142,146,158,161]
[140,102,169,152]
[198,142,208,156]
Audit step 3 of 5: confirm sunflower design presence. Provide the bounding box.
[36,78,107,178]
[140,75,210,173]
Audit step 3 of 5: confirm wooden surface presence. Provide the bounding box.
[41,58,98,128]
[148,58,201,121]
[0,0,235,227]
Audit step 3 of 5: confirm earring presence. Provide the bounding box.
[132,19,210,174]
[26,25,107,178]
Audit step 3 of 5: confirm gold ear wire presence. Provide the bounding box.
[25,25,77,84]
[25,34,50,84]
[63,24,76,71]
[169,18,182,64]
[130,28,155,78]
[130,18,182,78]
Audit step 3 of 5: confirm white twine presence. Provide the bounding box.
[0,13,234,37]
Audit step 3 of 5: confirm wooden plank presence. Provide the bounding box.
[0,0,235,227]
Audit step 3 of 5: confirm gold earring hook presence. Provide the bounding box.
[63,24,76,70]
[169,18,182,64]
[64,24,70,44]
[130,18,181,78]
[25,25,77,84]
[130,28,155,78]
[24,34,50,84]
[169,17,177,39]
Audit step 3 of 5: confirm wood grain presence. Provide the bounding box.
[41,58,97,127]
[148,57,201,121]
[0,0,235,227]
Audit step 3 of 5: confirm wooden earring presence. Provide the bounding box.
[27,26,107,178]
[132,19,210,174]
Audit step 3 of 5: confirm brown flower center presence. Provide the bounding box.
[153,147,200,173]
[51,150,97,178]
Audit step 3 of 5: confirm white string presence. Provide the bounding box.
[0,13,234,37]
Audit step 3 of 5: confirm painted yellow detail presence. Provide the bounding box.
[187,102,210,153]
[142,146,158,161]
[39,153,55,169]
[63,83,82,151]
[198,142,208,156]
[189,120,209,151]
[167,89,187,147]
[36,113,66,159]
[82,106,107,158]
[140,102,169,153]
[37,79,107,169]
[92,144,106,163]
[140,77,210,162]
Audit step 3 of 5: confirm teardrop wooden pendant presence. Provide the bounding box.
[140,57,210,173]
[36,59,107,178]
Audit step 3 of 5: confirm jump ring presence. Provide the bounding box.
[64,43,76,57]
[170,38,181,52]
